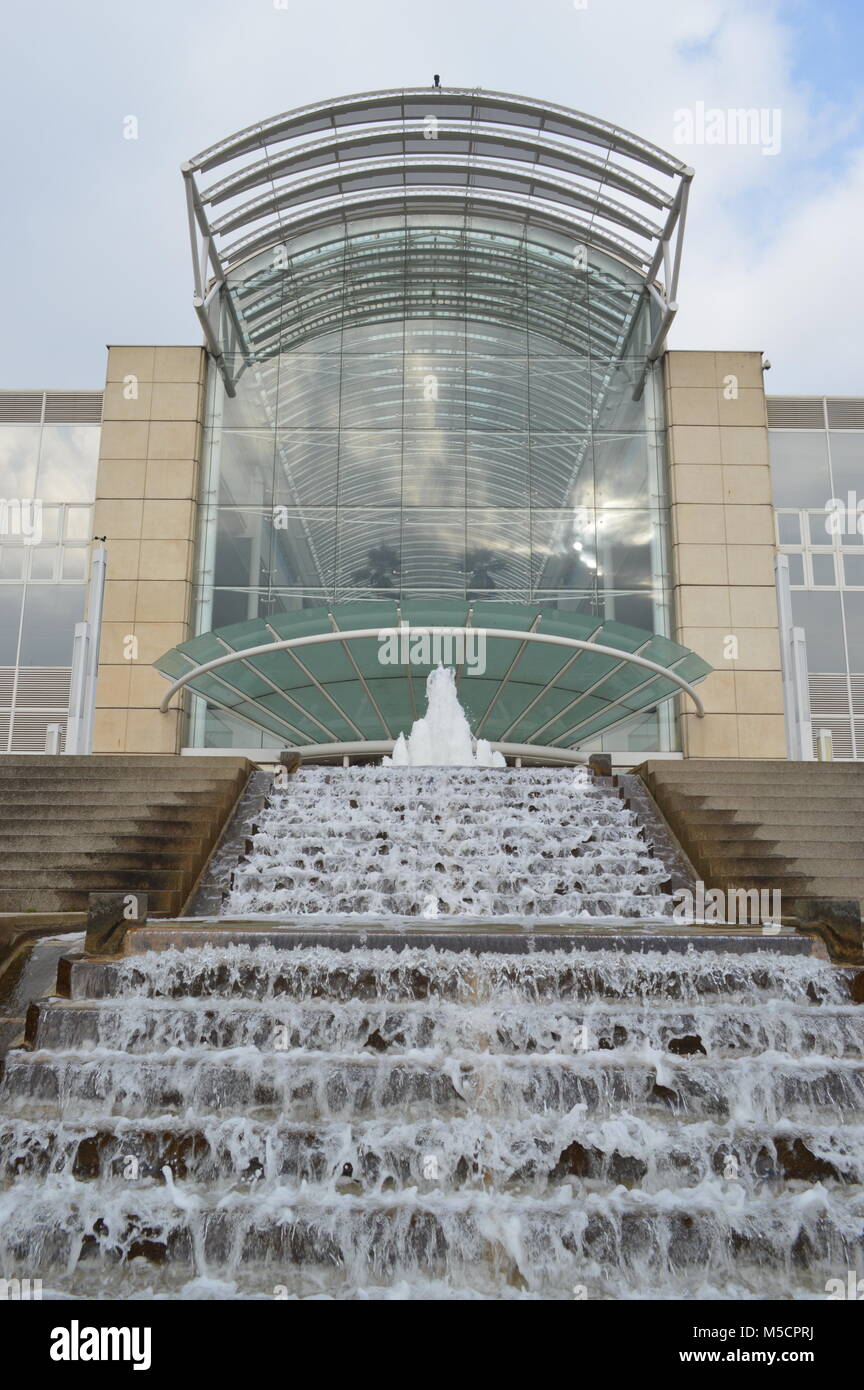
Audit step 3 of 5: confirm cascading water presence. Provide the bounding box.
[1,938,862,1298]
[1,672,861,1299]
[385,665,505,767]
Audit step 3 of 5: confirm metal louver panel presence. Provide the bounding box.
[826,398,864,430]
[44,392,103,424]
[0,392,44,423]
[14,667,72,707]
[766,397,825,429]
[810,719,854,760]
[809,673,851,719]
[850,676,864,718]
[9,710,67,753]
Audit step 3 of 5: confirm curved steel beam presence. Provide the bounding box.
[158,625,706,720]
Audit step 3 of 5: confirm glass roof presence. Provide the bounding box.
[182,87,692,393]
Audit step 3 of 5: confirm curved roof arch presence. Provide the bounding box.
[182,86,692,395]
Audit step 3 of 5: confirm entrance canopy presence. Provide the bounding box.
[156,601,710,760]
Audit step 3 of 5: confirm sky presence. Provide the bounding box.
[1,0,862,393]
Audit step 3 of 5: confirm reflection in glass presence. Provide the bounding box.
[844,591,864,670]
[19,586,85,664]
[790,591,845,671]
[811,553,836,586]
[769,431,831,507]
[0,585,23,663]
[828,433,864,498]
[776,513,801,545]
[36,427,99,503]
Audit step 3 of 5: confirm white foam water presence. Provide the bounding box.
[223,765,672,919]
[1,942,862,1299]
[385,666,505,768]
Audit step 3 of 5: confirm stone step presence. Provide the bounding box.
[663,793,864,814]
[0,868,186,892]
[686,821,864,843]
[0,756,250,770]
[699,855,864,881]
[0,787,229,807]
[699,841,864,862]
[6,810,223,830]
[0,888,177,915]
[0,832,209,855]
[640,760,864,779]
[0,851,194,872]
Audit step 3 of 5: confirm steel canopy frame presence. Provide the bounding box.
[182,86,693,397]
[158,625,707,746]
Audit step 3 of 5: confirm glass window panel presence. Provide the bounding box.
[275,431,337,508]
[776,512,801,545]
[340,356,403,429]
[769,431,831,507]
[530,438,594,510]
[213,510,273,591]
[531,509,599,591]
[61,548,88,582]
[218,430,275,508]
[36,426,99,503]
[400,510,465,594]
[591,362,650,433]
[843,592,864,670]
[786,552,805,585]
[467,434,529,508]
[790,591,845,671]
[338,510,401,594]
[529,360,591,432]
[592,435,653,509]
[275,357,341,429]
[402,434,465,508]
[807,510,835,546]
[19,585,84,664]
[596,510,658,590]
[29,547,59,581]
[404,355,466,431]
[828,432,864,498]
[842,553,864,586]
[212,588,256,629]
[811,553,836,586]
[270,509,336,590]
[0,584,22,662]
[467,510,530,596]
[0,547,26,581]
[64,507,91,540]
[338,433,402,508]
[0,425,40,496]
[466,358,527,431]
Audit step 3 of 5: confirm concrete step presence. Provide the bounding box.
[0,777,243,796]
[0,869,186,889]
[0,788,231,807]
[0,756,250,770]
[641,760,864,779]
[0,833,209,854]
[699,841,864,862]
[0,765,247,782]
[0,852,196,871]
[701,855,864,880]
[686,821,864,843]
[0,888,177,914]
[5,810,223,830]
[662,793,864,814]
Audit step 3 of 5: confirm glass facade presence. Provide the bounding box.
[770,419,864,758]
[191,222,673,751]
[0,401,99,750]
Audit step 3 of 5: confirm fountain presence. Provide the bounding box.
[385,665,505,768]
[1,668,861,1300]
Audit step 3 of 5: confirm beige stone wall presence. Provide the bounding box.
[664,350,785,758]
[92,346,206,754]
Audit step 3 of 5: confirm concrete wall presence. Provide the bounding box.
[663,350,785,759]
[92,346,206,754]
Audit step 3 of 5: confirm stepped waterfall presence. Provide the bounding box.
[0,669,862,1299]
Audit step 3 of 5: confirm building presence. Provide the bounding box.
[1,88,858,762]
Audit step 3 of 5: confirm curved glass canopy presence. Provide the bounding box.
[156,600,711,757]
[183,87,692,397]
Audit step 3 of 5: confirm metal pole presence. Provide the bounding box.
[65,621,90,755]
[79,545,108,755]
[791,625,814,761]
